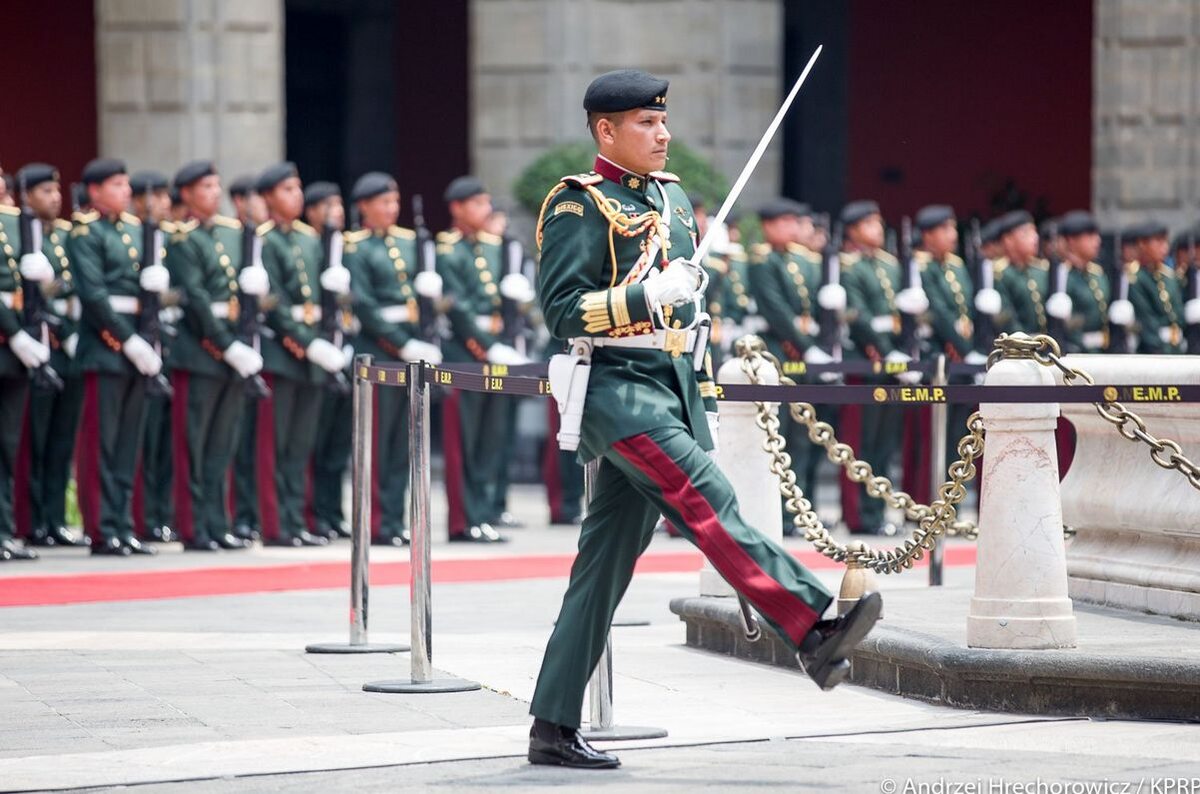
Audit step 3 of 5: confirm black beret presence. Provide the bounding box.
[169,185,183,205]
[687,193,707,211]
[444,175,486,203]
[303,181,341,208]
[980,218,1002,244]
[350,171,398,202]
[16,163,59,191]
[256,161,299,193]
[174,160,216,189]
[840,200,880,226]
[996,210,1035,237]
[1124,220,1169,241]
[1039,218,1060,238]
[81,157,127,185]
[71,182,88,210]
[915,204,955,232]
[583,69,669,113]
[758,198,811,221]
[129,170,168,194]
[228,175,255,198]
[1171,226,1198,251]
[1057,210,1098,237]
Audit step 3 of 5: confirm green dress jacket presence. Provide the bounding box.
[747,242,821,367]
[344,225,421,362]
[257,219,325,384]
[165,214,244,379]
[69,210,145,375]
[1064,262,1111,353]
[918,251,974,361]
[1128,261,1185,354]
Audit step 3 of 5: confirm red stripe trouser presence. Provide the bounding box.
[529,426,833,729]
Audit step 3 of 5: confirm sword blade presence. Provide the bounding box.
[690,44,823,266]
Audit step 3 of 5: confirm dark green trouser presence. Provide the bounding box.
[174,372,244,544]
[0,375,30,541]
[451,389,510,532]
[312,386,353,527]
[141,390,173,531]
[489,396,519,520]
[855,397,904,531]
[82,373,147,542]
[374,384,410,539]
[269,376,323,538]
[530,426,833,728]
[232,397,259,530]
[27,374,84,531]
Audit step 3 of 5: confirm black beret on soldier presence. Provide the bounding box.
[583,69,669,113]
[443,175,487,203]
[129,170,168,194]
[228,175,255,199]
[303,181,340,208]
[758,198,811,222]
[256,161,299,193]
[915,204,955,232]
[81,157,127,185]
[1057,210,1098,238]
[996,209,1035,237]
[16,163,59,191]
[1124,220,1169,241]
[840,200,880,226]
[350,171,398,202]
[173,160,216,189]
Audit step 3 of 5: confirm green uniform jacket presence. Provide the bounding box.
[344,225,421,362]
[536,167,717,463]
[165,214,244,379]
[1128,261,1185,354]
[69,210,145,375]
[257,220,325,384]
[841,248,902,361]
[919,251,974,360]
[38,219,82,378]
[0,207,27,377]
[995,257,1050,335]
[435,229,502,363]
[1064,262,1111,353]
[721,245,753,325]
[747,242,820,365]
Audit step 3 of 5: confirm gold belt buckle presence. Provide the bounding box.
[303,302,316,325]
[228,295,240,323]
[663,328,687,358]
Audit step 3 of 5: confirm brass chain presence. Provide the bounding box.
[736,337,985,574]
[992,333,1200,490]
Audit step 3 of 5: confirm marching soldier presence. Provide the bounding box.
[436,175,528,543]
[71,158,167,556]
[164,160,262,551]
[253,162,348,546]
[1126,221,1185,354]
[529,69,878,769]
[129,170,177,543]
[342,172,442,546]
[993,210,1050,336]
[16,164,89,548]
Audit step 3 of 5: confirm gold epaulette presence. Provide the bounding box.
[54,219,72,231]
[727,242,747,260]
[343,228,371,245]
[1087,262,1105,276]
[72,210,99,224]
[160,220,177,234]
[1126,260,1140,278]
[0,205,19,216]
[211,214,241,229]
[913,250,932,271]
[992,256,1008,274]
[170,219,198,242]
[436,229,462,244]
[1032,257,1050,271]
[749,243,772,263]
[256,220,276,237]
[119,211,142,226]
[649,170,680,183]
[947,252,964,266]
[839,251,861,268]
[387,225,416,240]
[561,172,603,189]
[292,220,318,237]
[477,230,502,246]
[876,249,899,265]
[704,256,729,275]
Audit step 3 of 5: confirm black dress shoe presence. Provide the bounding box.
[315,518,352,540]
[148,525,178,543]
[185,539,221,552]
[233,523,261,542]
[550,513,582,526]
[215,533,250,550]
[123,537,158,555]
[295,530,329,546]
[91,537,131,557]
[528,719,619,769]
[44,526,90,547]
[796,591,882,691]
[0,538,38,561]
[493,511,524,529]
[449,524,508,544]
[372,535,408,547]
[265,536,304,548]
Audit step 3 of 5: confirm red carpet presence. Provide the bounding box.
[0,546,976,608]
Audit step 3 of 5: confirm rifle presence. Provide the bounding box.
[411,194,439,343]
[319,223,351,395]
[237,222,271,399]
[1108,228,1129,354]
[16,182,64,392]
[1044,220,1069,348]
[1185,226,1200,352]
[138,191,174,398]
[499,232,529,356]
[896,215,920,358]
[818,217,843,359]
[970,218,996,353]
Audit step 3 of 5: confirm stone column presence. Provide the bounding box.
[1093,0,1200,234]
[469,0,785,230]
[94,0,284,187]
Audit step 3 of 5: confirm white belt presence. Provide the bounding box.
[474,315,496,333]
[0,291,13,308]
[870,315,896,334]
[379,304,413,324]
[741,316,769,334]
[109,295,140,314]
[211,301,231,319]
[1159,326,1179,344]
[290,304,323,323]
[51,297,83,320]
[577,328,698,354]
[1082,331,1106,350]
[160,307,183,324]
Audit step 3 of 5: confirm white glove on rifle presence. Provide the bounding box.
[223,340,263,378]
[139,264,170,295]
[319,265,351,295]
[804,345,841,384]
[122,334,163,377]
[706,410,720,456]
[885,349,923,385]
[9,330,50,369]
[1045,292,1073,320]
[1108,299,1135,327]
[306,337,347,373]
[964,350,989,366]
[974,287,1002,317]
[238,265,270,297]
[486,343,529,366]
[413,271,443,300]
[19,252,54,283]
[895,286,929,316]
[1185,299,1200,326]
[643,259,702,310]
[401,339,442,364]
[63,333,79,360]
[499,273,536,304]
[817,283,847,312]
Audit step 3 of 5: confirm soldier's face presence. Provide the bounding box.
[306,196,344,231]
[1064,231,1100,263]
[358,191,400,229]
[451,194,492,233]
[27,182,62,219]
[1137,235,1169,264]
[266,177,304,222]
[184,175,222,219]
[90,174,131,215]
[602,110,671,174]
[1004,223,1038,262]
[150,189,172,222]
[248,193,269,225]
[761,216,797,248]
[923,221,958,258]
[849,214,884,250]
[796,216,815,247]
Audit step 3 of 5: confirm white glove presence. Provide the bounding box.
[122,334,163,377]
[1046,292,1073,320]
[413,271,443,300]
[19,252,54,283]
[895,286,929,316]
[1185,299,1200,326]
[804,345,840,383]
[342,344,354,364]
[9,329,50,369]
[885,350,922,385]
[238,265,270,297]
[817,283,847,312]
[706,410,720,455]
[499,273,536,303]
[319,265,351,295]
[974,287,1002,317]
[1108,299,1135,327]
[62,333,79,360]
[964,350,989,366]
[139,263,170,294]
[306,337,347,373]
[401,339,443,364]
[223,340,263,378]
[486,343,529,366]
[643,259,702,310]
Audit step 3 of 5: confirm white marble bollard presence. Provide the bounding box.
[967,355,1077,649]
[700,353,784,596]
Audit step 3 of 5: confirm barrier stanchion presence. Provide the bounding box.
[928,354,947,587]
[364,362,480,693]
[308,355,408,655]
[579,459,668,741]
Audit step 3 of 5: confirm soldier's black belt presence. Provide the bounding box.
[355,362,1200,405]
